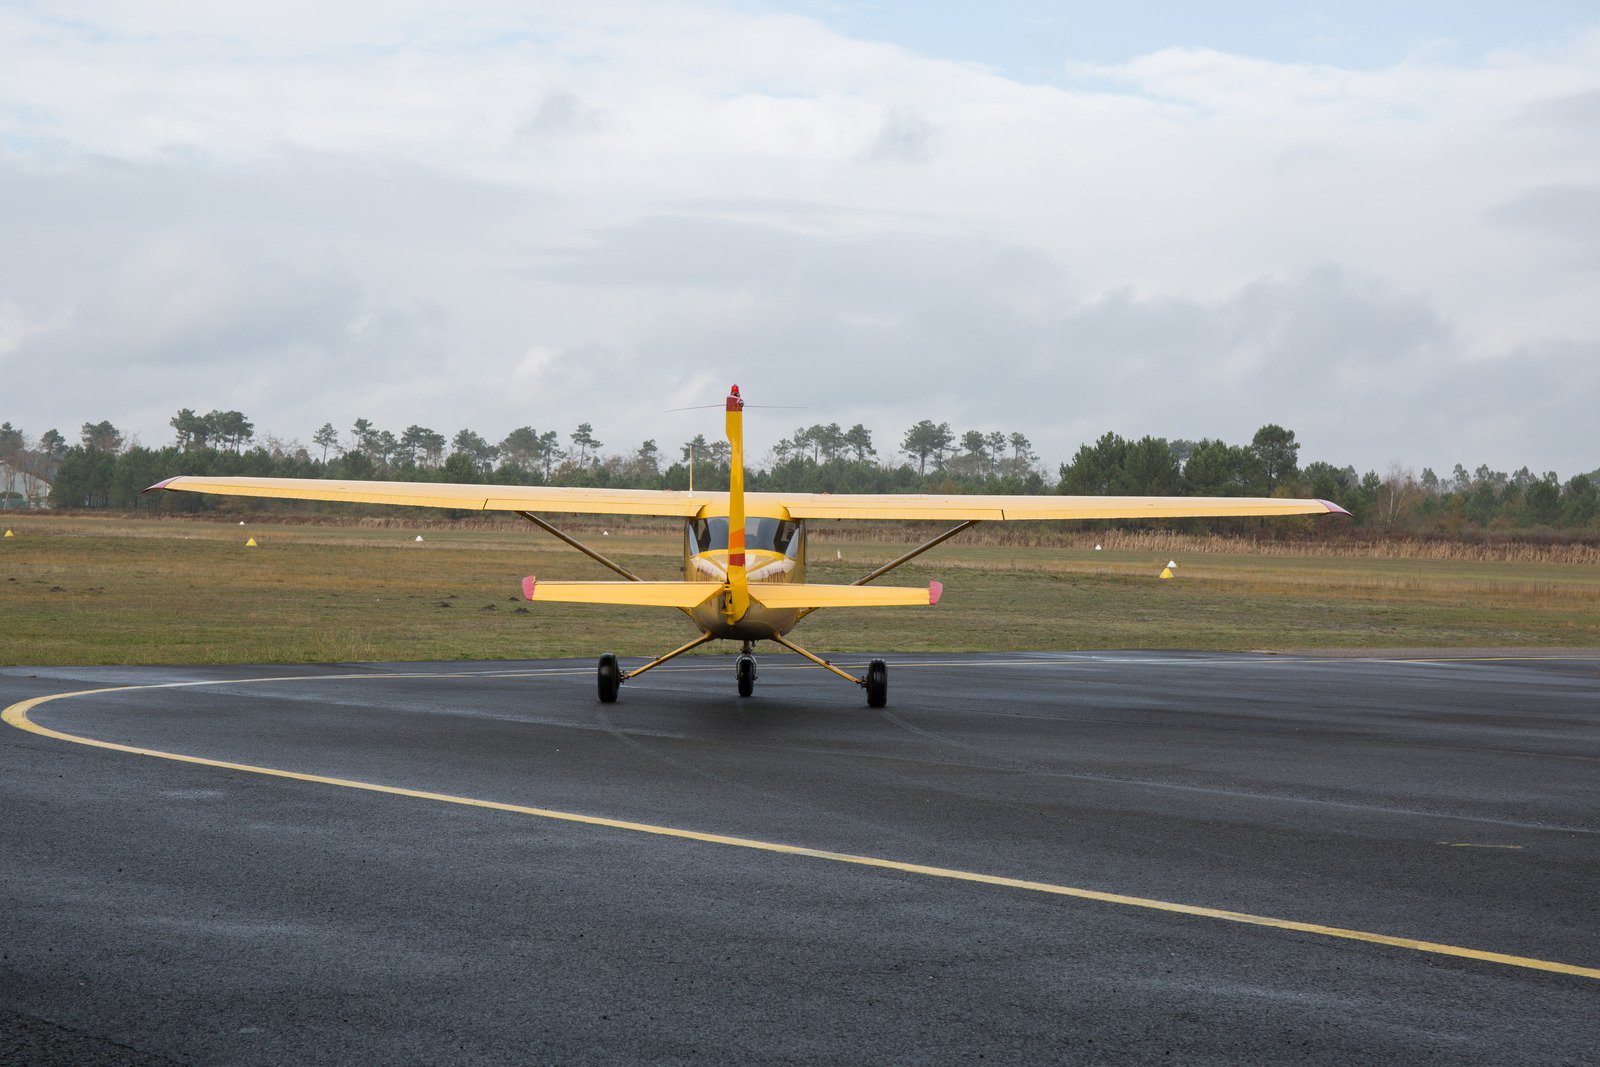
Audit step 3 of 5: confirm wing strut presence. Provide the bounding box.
[795,518,977,622]
[515,510,644,582]
[851,519,979,586]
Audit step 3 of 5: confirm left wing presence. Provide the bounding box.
[146,477,717,517]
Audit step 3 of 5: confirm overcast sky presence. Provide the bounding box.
[2,1,1596,476]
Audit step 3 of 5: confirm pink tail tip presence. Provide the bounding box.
[928,580,943,605]
[521,576,537,600]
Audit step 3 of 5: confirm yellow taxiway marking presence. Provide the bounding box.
[4,675,1597,983]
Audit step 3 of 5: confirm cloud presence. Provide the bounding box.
[1485,183,1600,246]
[1,3,1598,475]
[1514,87,1600,131]
[97,233,362,362]
[864,106,936,162]
[516,91,614,143]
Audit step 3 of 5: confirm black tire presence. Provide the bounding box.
[865,659,888,708]
[597,653,621,703]
[736,655,756,698]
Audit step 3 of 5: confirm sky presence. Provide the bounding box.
[2,1,1597,477]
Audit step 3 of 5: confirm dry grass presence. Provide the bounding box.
[2,514,1595,666]
[817,523,1600,564]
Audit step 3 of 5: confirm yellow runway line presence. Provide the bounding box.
[5,675,1598,983]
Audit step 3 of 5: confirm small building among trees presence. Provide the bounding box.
[0,461,52,509]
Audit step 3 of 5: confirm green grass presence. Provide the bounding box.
[2,515,1596,666]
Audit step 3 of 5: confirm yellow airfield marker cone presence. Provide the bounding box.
[1159,566,1174,579]
[3,529,13,538]
[245,537,258,547]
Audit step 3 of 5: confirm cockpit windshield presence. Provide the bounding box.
[687,517,802,558]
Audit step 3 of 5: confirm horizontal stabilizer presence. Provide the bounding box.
[749,582,941,610]
[522,577,721,608]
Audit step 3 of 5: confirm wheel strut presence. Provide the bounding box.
[768,633,890,708]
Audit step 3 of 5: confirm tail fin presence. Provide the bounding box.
[724,384,750,621]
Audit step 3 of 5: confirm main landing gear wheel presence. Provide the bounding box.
[865,659,888,708]
[597,653,621,703]
[736,655,756,697]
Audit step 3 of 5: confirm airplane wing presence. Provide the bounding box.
[146,477,1347,521]
[146,477,716,517]
[750,492,1348,521]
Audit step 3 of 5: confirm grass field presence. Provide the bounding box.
[3,514,1597,666]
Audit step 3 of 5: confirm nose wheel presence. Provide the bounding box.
[736,653,756,697]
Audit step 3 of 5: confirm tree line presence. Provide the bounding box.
[1057,425,1599,533]
[6,411,1597,536]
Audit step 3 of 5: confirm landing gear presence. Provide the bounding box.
[598,633,889,708]
[597,652,621,703]
[865,658,888,708]
[769,633,891,708]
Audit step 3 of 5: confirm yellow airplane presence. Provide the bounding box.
[147,385,1347,706]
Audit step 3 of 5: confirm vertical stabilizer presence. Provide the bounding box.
[724,384,750,621]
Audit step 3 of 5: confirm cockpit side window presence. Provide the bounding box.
[687,517,802,558]
[748,517,800,557]
[689,517,728,554]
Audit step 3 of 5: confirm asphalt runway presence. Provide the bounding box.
[2,651,1597,1064]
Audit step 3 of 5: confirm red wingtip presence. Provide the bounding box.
[143,477,176,493]
[521,576,537,600]
[1319,499,1352,517]
[929,580,943,605]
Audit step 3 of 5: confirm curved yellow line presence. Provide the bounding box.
[5,677,1597,982]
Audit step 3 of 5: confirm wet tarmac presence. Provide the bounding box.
[2,651,1597,1063]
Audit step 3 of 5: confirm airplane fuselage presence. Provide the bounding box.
[683,505,807,639]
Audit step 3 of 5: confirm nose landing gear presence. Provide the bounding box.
[736,644,757,697]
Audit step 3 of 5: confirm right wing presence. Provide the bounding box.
[750,492,1348,521]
